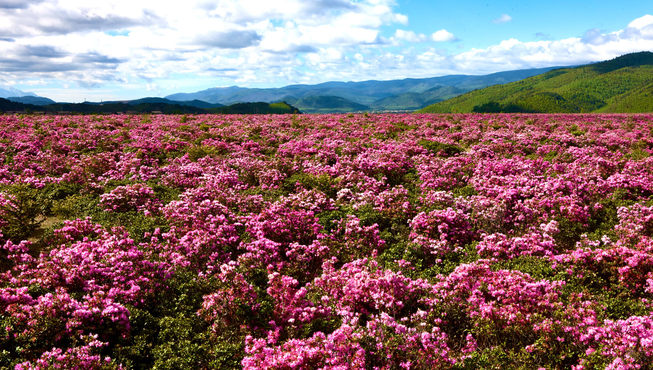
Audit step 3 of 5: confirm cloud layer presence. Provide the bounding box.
[1,1,652,100]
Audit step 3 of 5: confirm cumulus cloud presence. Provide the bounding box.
[0,4,158,37]
[38,11,151,35]
[196,30,262,49]
[0,47,122,74]
[393,29,427,43]
[581,28,616,45]
[357,14,653,81]
[73,52,123,65]
[451,14,653,73]
[627,14,653,39]
[2,1,653,101]
[17,45,68,58]
[0,0,406,90]
[0,57,77,73]
[493,14,512,24]
[0,0,43,9]
[431,29,456,42]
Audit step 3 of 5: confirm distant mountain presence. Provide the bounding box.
[7,96,56,105]
[286,95,369,113]
[219,101,300,114]
[166,66,560,113]
[0,98,299,115]
[369,85,465,111]
[0,86,36,98]
[99,97,224,109]
[419,51,653,113]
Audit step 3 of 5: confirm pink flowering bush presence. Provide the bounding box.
[0,192,13,232]
[99,183,161,215]
[410,207,474,257]
[0,113,652,368]
[198,261,259,334]
[476,221,560,259]
[15,335,120,370]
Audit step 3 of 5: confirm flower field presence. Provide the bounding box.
[1,113,652,369]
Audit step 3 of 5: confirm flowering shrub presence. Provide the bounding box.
[410,207,474,257]
[15,335,119,370]
[99,183,161,215]
[0,113,652,368]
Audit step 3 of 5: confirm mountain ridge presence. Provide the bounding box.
[0,98,299,115]
[419,51,653,113]
[0,86,36,99]
[165,66,560,113]
[7,96,56,105]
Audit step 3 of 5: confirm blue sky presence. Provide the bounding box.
[395,0,651,49]
[0,0,652,102]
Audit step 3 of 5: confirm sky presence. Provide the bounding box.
[0,0,652,102]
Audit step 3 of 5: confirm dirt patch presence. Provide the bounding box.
[27,215,67,243]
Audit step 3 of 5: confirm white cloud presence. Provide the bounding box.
[431,29,456,42]
[393,29,426,43]
[2,2,653,101]
[195,30,262,49]
[493,14,512,24]
[0,0,405,94]
[452,14,653,73]
[628,14,653,29]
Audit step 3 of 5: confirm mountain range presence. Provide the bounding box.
[0,86,36,99]
[165,66,559,113]
[0,97,299,115]
[2,51,652,114]
[419,51,653,113]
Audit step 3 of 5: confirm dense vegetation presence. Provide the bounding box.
[420,51,653,113]
[0,98,300,115]
[5,97,56,106]
[1,113,652,368]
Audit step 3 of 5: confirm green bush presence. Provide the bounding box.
[187,145,225,161]
[0,184,49,242]
[418,139,464,157]
[282,172,340,199]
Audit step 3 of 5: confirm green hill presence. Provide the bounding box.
[370,85,464,111]
[0,98,300,115]
[289,95,369,113]
[7,96,56,105]
[214,101,300,114]
[419,51,653,113]
[166,66,558,112]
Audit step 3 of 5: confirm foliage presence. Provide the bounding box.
[0,112,652,368]
[0,99,300,115]
[418,139,464,156]
[421,51,653,113]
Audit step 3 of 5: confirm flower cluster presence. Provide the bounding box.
[0,113,652,368]
[99,183,161,214]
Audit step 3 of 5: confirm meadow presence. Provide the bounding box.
[1,113,652,369]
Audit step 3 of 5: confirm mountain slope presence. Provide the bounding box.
[7,96,56,105]
[370,85,464,111]
[419,52,653,113]
[217,101,300,114]
[166,66,559,112]
[287,95,369,113]
[0,86,36,98]
[101,97,224,109]
[597,81,653,112]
